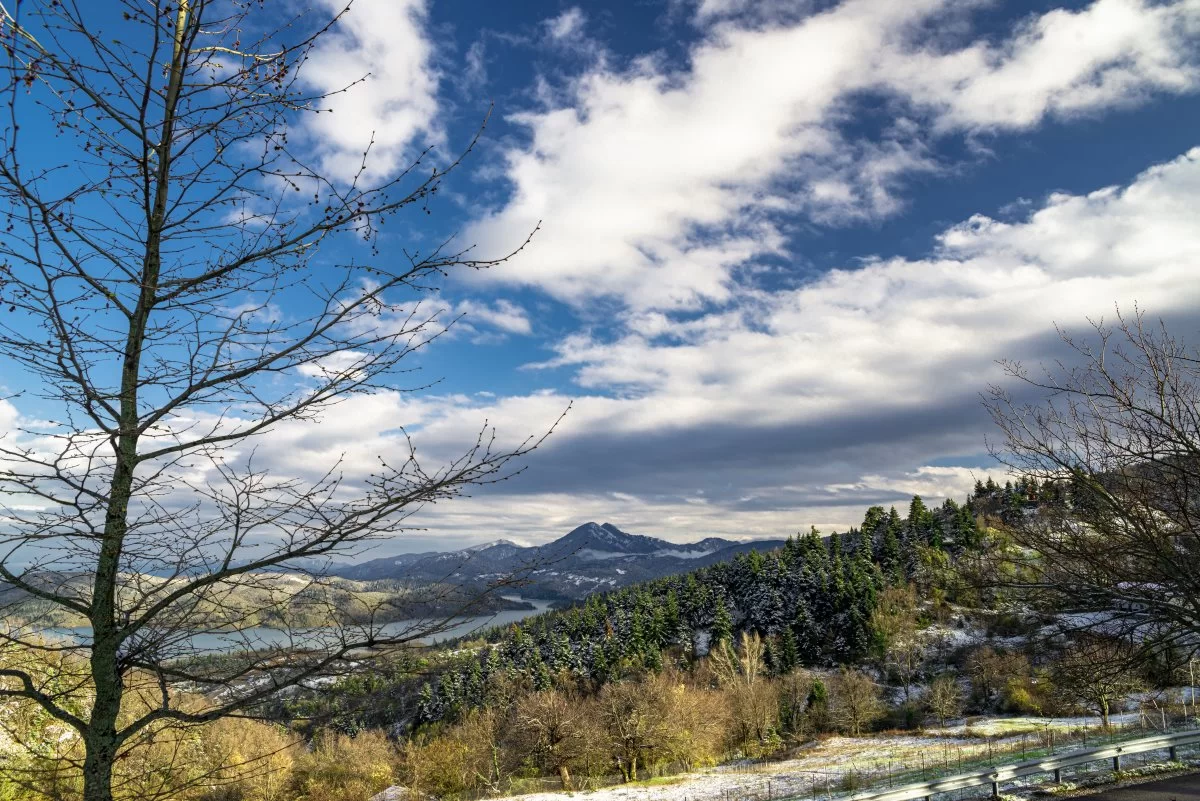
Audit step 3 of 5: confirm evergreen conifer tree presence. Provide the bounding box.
[711,598,734,649]
[779,628,800,673]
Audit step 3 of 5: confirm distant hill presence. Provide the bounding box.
[0,571,527,630]
[331,522,787,602]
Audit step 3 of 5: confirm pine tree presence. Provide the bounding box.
[763,636,778,676]
[464,658,486,708]
[711,597,734,649]
[879,523,901,582]
[484,644,506,681]
[957,505,981,550]
[929,515,945,551]
[530,652,553,691]
[590,642,610,683]
[416,682,443,725]
[779,627,800,673]
[627,606,647,657]
[907,495,930,540]
[861,506,886,539]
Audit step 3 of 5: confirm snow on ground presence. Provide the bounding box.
[387,714,1165,801]
[937,713,1142,737]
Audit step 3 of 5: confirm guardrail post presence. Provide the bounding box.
[991,781,999,798]
[1112,755,1121,773]
[1169,746,1178,762]
[1053,768,1062,784]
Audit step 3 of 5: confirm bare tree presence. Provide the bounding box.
[597,677,675,783]
[515,688,588,790]
[965,646,1028,711]
[926,674,963,727]
[985,310,1200,657]
[709,632,779,753]
[827,668,885,736]
[870,585,926,703]
[0,3,553,800]
[1051,638,1144,728]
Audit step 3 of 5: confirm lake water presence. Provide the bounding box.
[40,596,554,654]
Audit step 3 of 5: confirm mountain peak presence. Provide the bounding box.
[549,522,663,556]
[465,539,519,552]
[562,521,627,541]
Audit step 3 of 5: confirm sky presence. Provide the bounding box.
[3,0,1200,555]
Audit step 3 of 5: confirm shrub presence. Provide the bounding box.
[290,731,397,801]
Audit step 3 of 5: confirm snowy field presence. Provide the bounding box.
[375,712,1193,801]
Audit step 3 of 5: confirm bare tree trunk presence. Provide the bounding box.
[82,726,118,801]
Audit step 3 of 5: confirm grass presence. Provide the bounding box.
[629,776,687,788]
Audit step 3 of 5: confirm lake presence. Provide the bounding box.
[39,596,555,654]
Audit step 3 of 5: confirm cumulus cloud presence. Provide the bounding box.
[894,0,1200,131]
[300,0,440,181]
[464,0,1200,310]
[5,1,1199,554]
[538,148,1200,425]
[454,299,533,336]
[142,146,1196,551]
[6,137,1195,550]
[109,148,1197,547]
[419,147,1200,545]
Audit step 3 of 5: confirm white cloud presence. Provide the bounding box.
[546,8,588,42]
[463,40,488,92]
[400,146,1200,543]
[465,0,1200,311]
[892,0,1200,130]
[454,299,533,335]
[7,139,1194,547]
[300,0,440,182]
[187,144,1195,550]
[295,350,370,381]
[6,2,1200,554]
[0,399,18,434]
[538,148,1200,428]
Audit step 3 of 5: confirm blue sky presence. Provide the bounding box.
[2,0,1200,554]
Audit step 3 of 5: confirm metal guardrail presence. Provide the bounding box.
[799,729,1200,801]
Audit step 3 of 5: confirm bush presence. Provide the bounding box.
[290,731,397,801]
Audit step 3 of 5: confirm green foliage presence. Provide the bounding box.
[303,490,993,735]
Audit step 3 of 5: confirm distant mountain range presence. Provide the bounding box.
[331,522,787,602]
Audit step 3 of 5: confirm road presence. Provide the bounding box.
[1080,773,1200,801]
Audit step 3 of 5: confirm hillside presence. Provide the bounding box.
[285,491,983,737]
[332,522,787,602]
[0,572,528,631]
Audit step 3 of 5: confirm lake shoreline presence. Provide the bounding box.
[29,596,555,651]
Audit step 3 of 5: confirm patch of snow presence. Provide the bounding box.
[465,539,520,552]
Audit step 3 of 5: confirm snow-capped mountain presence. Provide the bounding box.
[331,522,785,602]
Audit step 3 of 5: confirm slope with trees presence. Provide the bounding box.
[302,491,985,733]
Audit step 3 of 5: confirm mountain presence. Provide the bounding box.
[330,522,786,602]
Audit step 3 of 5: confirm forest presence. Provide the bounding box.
[6,478,1187,801]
